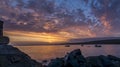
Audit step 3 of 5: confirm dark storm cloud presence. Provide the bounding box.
[0,0,120,37]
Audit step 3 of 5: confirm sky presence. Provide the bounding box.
[0,0,120,44]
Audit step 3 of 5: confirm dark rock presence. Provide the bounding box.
[86,55,118,67]
[42,60,48,63]
[98,55,113,67]
[86,56,104,67]
[48,58,64,67]
[0,45,42,67]
[64,49,86,67]
[0,36,9,44]
[48,49,120,67]
[107,55,120,67]
[108,55,120,61]
[48,49,86,67]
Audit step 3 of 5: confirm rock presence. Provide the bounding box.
[86,56,103,67]
[107,55,120,67]
[108,55,120,61]
[48,49,86,67]
[86,55,117,67]
[48,49,120,67]
[0,45,42,67]
[48,58,64,67]
[42,60,48,63]
[99,55,113,67]
[0,36,9,44]
[64,49,86,67]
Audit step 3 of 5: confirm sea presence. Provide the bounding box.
[15,45,120,62]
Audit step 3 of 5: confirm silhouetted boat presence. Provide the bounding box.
[65,45,70,47]
[95,44,102,47]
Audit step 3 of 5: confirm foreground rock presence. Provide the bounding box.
[48,49,120,67]
[0,45,43,67]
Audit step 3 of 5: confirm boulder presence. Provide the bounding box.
[48,58,64,67]
[86,56,104,67]
[0,36,9,44]
[48,49,120,67]
[0,45,42,67]
[48,49,86,67]
[64,49,86,67]
[108,55,120,61]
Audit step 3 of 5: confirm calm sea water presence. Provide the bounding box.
[15,45,120,62]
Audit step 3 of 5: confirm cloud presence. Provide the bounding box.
[0,0,120,43]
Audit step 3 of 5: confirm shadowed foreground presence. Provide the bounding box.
[0,45,120,67]
[48,49,120,67]
[0,45,42,67]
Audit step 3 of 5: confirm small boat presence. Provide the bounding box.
[95,44,102,47]
[65,45,70,47]
[81,44,84,47]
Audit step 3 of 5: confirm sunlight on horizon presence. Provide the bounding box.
[4,31,70,43]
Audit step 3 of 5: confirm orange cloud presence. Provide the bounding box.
[59,26,96,39]
[100,15,112,33]
[4,25,95,44]
[4,31,69,43]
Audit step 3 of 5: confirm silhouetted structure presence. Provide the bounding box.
[0,20,3,37]
[0,20,9,44]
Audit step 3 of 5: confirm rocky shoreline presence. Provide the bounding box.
[0,45,120,67]
[48,49,120,67]
[0,45,42,67]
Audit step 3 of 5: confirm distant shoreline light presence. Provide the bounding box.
[4,31,69,43]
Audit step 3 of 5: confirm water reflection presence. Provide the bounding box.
[15,45,120,61]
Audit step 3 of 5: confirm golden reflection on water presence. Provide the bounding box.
[15,45,120,61]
